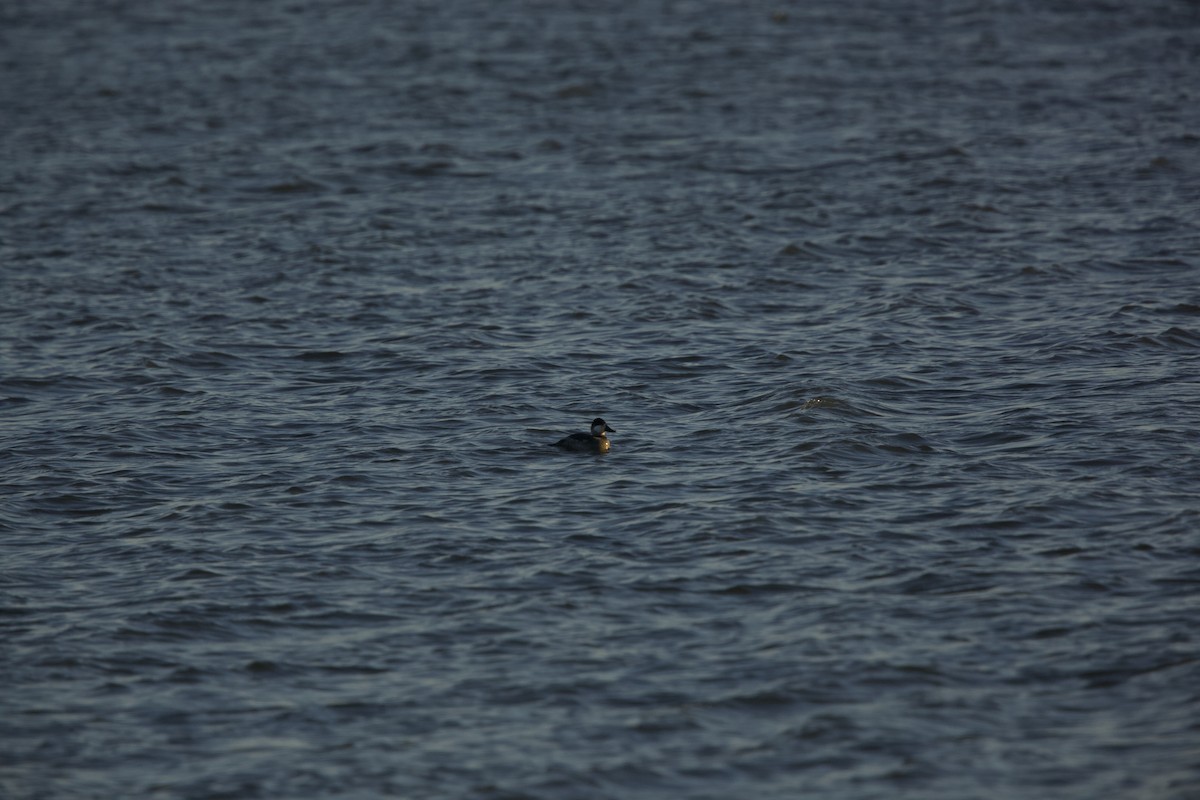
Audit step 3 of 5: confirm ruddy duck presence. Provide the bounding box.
[554,418,615,453]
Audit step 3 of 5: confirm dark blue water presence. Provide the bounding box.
[3,1,1199,798]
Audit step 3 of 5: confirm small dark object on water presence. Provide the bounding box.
[555,418,615,454]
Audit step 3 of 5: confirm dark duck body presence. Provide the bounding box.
[555,418,615,454]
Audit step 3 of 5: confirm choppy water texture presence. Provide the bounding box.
[3,1,1200,798]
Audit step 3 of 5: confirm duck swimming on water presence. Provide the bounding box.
[554,418,615,454]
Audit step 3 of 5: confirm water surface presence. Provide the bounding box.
[2,1,1199,798]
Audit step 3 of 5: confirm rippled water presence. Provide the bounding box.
[3,1,1199,798]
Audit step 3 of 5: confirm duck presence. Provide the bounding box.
[554,418,615,454]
